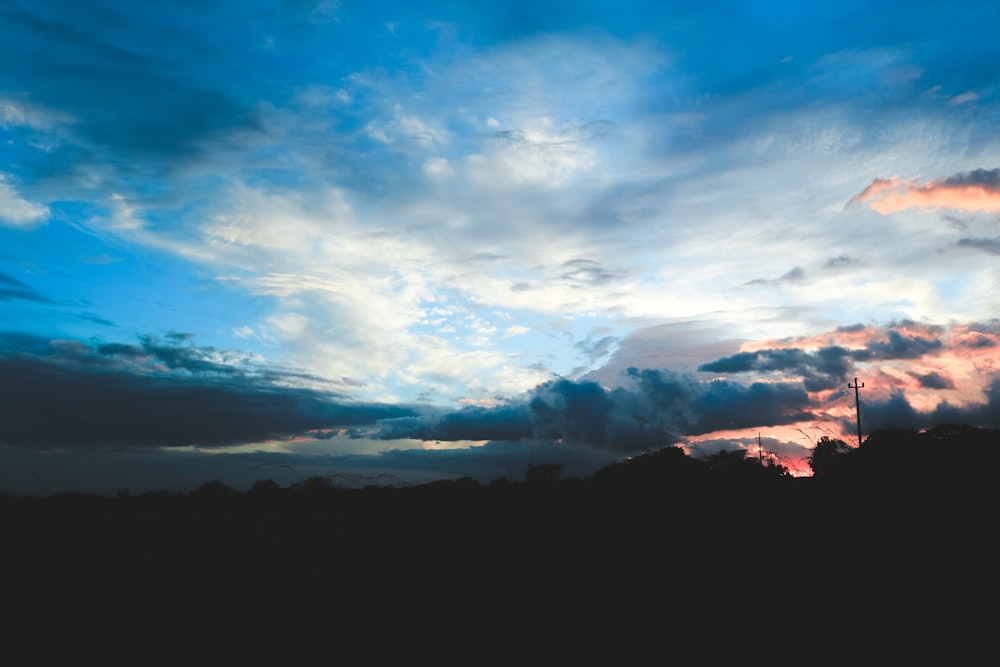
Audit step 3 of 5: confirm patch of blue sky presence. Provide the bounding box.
[1,215,269,356]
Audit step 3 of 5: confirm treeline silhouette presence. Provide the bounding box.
[2,423,995,649]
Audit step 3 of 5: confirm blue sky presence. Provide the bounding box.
[2,0,999,494]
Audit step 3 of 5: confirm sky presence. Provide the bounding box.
[1,0,999,495]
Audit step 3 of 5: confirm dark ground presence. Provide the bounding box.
[2,426,997,659]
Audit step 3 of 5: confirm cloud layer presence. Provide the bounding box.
[2,2,999,492]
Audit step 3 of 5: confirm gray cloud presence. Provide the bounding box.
[822,255,860,270]
[0,270,52,303]
[558,259,625,288]
[366,370,813,454]
[857,380,1000,433]
[0,1,261,174]
[940,167,1000,189]
[0,332,415,450]
[744,266,805,287]
[955,237,1000,255]
[574,333,618,365]
[909,371,954,390]
[698,327,945,391]
[699,346,853,391]
[859,329,942,359]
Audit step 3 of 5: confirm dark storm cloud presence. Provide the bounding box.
[860,329,942,359]
[699,347,852,391]
[367,404,535,443]
[687,377,812,433]
[698,327,945,391]
[90,333,354,389]
[528,377,619,445]
[856,379,1000,433]
[437,404,535,441]
[368,370,813,454]
[0,333,416,449]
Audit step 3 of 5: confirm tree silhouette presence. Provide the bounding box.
[525,462,564,484]
[808,436,853,477]
[192,479,235,498]
[290,475,336,495]
[249,478,282,495]
[703,448,789,480]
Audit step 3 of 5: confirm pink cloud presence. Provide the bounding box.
[851,168,1000,214]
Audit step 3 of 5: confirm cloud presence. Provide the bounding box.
[699,324,951,391]
[908,370,954,390]
[851,168,1000,214]
[744,266,806,287]
[822,255,861,270]
[954,237,1000,255]
[950,91,979,106]
[859,379,1000,432]
[700,347,852,392]
[0,271,52,303]
[366,370,814,454]
[0,333,415,450]
[0,2,259,167]
[0,174,49,227]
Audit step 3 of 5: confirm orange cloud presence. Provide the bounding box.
[851,168,1000,214]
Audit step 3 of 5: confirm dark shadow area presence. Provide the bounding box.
[1,423,996,651]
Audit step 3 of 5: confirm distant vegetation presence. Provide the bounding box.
[3,423,995,630]
[2,423,996,504]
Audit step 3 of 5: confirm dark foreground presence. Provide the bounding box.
[2,426,997,659]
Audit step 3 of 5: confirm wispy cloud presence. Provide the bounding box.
[0,271,52,303]
[0,174,49,227]
[851,168,1000,214]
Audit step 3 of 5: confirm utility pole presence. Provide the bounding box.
[848,377,864,447]
[757,433,763,464]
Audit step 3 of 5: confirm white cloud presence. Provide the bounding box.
[365,104,451,149]
[0,174,48,228]
[232,325,256,339]
[106,194,144,230]
[422,157,453,178]
[465,121,599,188]
[950,91,979,105]
[39,27,999,406]
[503,325,530,338]
[0,97,75,131]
